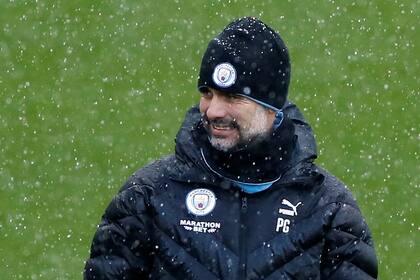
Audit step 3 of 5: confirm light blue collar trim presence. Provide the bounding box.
[233,181,275,194]
[200,148,281,194]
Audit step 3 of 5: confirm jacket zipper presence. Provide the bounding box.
[238,195,248,279]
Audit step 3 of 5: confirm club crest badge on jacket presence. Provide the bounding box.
[186,188,216,216]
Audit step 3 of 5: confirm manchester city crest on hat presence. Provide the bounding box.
[186,188,216,216]
[212,63,236,88]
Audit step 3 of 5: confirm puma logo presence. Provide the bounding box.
[278,199,302,217]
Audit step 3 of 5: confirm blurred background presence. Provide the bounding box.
[0,0,418,279]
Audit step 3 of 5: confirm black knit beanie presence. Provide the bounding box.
[197,17,291,110]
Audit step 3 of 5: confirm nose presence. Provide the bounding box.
[204,94,230,120]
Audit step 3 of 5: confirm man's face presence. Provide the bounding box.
[199,88,276,152]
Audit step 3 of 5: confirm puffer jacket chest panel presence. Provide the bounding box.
[238,184,333,279]
[149,180,242,279]
[147,177,332,280]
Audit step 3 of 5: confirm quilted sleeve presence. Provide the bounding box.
[321,202,378,279]
[84,185,153,279]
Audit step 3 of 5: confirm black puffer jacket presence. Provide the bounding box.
[84,103,378,279]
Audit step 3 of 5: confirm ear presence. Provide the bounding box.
[266,108,277,122]
[272,110,284,129]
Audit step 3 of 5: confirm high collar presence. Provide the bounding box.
[192,116,296,184]
[173,103,318,187]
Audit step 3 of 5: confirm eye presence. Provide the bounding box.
[227,93,243,101]
[201,88,213,99]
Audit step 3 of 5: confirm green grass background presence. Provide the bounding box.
[0,0,418,279]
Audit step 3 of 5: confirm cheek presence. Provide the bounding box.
[233,108,256,128]
[233,107,252,120]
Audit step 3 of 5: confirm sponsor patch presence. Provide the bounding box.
[179,219,220,233]
[212,63,236,88]
[186,188,216,216]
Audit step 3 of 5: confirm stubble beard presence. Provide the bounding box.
[205,106,272,152]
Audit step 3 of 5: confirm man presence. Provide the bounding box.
[85,17,378,279]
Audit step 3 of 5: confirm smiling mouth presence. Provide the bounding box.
[202,115,239,136]
[212,124,234,130]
